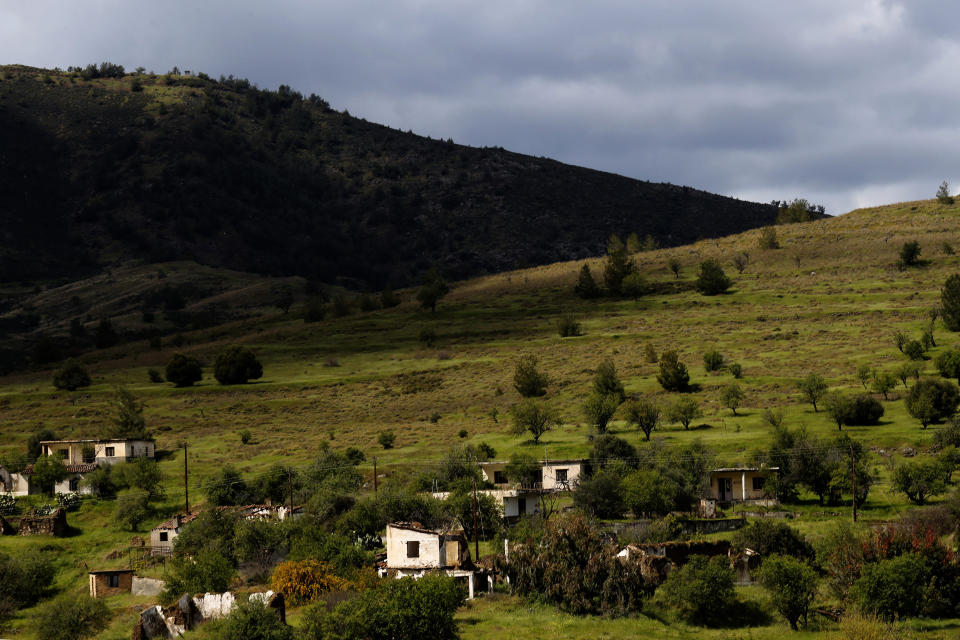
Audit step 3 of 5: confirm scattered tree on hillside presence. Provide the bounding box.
[582,392,621,434]
[936,349,960,382]
[732,252,749,274]
[757,555,818,631]
[509,400,558,444]
[797,373,828,412]
[513,355,548,397]
[870,371,897,400]
[666,397,702,430]
[695,259,731,295]
[943,274,960,331]
[892,459,947,505]
[721,383,744,415]
[593,358,626,403]
[659,555,736,625]
[52,359,91,391]
[758,226,780,250]
[898,241,922,269]
[625,398,660,441]
[703,349,725,372]
[30,456,68,496]
[165,353,203,387]
[903,339,926,361]
[776,198,824,224]
[574,265,601,299]
[416,267,450,312]
[937,180,955,205]
[214,345,263,385]
[893,332,907,354]
[668,258,682,279]
[621,272,648,300]
[107,386,149,439]
[602,234,636,296]
[905,378,960,428]
[657,351,690,392]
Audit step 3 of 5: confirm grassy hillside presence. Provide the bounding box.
[0,64,777,290]
[2,198,960,637]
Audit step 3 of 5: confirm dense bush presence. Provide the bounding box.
[53,359,91,391]
[703,349,724,372]
[622,469,680,517]
[33,595,110,640]
[214,599,293,640]
[377,431,396,449]
[844,394,885,425]
[162,550,235,601]
[731,520,814,561]
[851,553,929,620]
[299,575,464,640]
[574,264,601,299]
[0,550,55,622]
[271,559,347,605]
[695,259,731,295]
[658,555,735,625]
[214,345,263,384]
[943,274,960,331]
[503,514,648,616]
[657,350,690,392]
[165,353,203,387]
[114,489,151,531]
[557,314,582,337]
[572,471,624,518]
[892,459,948,505]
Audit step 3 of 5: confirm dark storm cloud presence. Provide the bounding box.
[3,0,960,213]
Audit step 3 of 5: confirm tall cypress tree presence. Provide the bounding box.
[942,274,960,331]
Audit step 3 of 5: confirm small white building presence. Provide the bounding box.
[150,511,201,556]
[432,489,540,519]
[479,459,585,492]
[40,439,155,465]
[0,465,33,496]
[384,522,483,598]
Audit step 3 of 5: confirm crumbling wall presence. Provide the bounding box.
[133,591,284,638]
[17,508,66,536]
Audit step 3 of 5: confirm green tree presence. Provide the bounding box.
[33,595,110,640]
[758,226,780,249]
[593,358,625,403]
[668,257,682,279]
[941,274,960,331]
[573,264,601,299]
[214,345,263,385]
[416,267,450,312]
[107,386,149,439]
[659,555,736,625]
[204,466,253,506]
[115,458,164,499]
[573,471,625,518]
[824,392,853,430]
[703,349,724,372]
[622,469,679,517]
[582,392,621,434]
[870,371,897,400]
[898,241,921,268]
[666,397,702,430]
[695,259,731,295]
[621,272,648,300]
[721,383,744,415]
[624,397,660,441]
[756,555,818,631]
[513,355,548,397]
[30,456,67,495]
[657,350,690,392]
[851,553,929,620]
[892,459,947,505]
[165,353,202,387]
[936,349,960,381]
[602,234,635,296]
[52,359,91,391]
[797,373,828,411]
[378,431,397,449]
[731,520,814,560]
[937,180,954,205]
[905,378,960,428]
[114,489,151,531]
[509,400,558,444]
[162,550,235,601]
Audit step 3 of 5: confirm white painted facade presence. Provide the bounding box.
[432,489,540,518]
[385,523,447,570]
[41,439,155,465]
[541,460,583,491]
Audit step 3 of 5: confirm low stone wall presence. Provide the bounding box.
[681,517,746,535]
[17,508,67,536]
[133,590,285,638]
[633,540,732,565]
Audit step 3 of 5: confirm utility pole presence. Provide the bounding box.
[472,477,479,562]
[850,444,858,523]
[373,456,378,494]
[183,442,189,514]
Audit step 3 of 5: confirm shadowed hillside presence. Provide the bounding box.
[0,64,777,288]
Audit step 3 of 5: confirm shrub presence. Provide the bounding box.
[165,353,202,387]
[114,489,151,531]
[729,363,743,379]
[582,391,621,434]
[758,226,779,249]
[643,342,658,363]
[898,241,921,268]
[378,431,396,449]
[240,430,252,444]
[53,359,91,391]
[593,358,625,402]
[115,457,164,499]
[79,465,114,497]
[418,326,437,347]
[936,349,960,381]
[937,180,954,205]
[147,368,164,383]
[756,555,817,631]
[557,314,582,337]
[513,355,548,397]
[162,550,235,601]
[603,234,635,296]
[622,469,680,517]
[903,339,925,360]
[214,599,293,640]
[703,349,724,372]
[621,272,648,299]
[695,259,731,295]
[851,553,929,620]
[271,559,348,605]
[905,377,960,427]
[33,595,110,640]
[659,555,735,625]
[721,383,744,415]
[657,350,690,391]
[214,345,263,385]
[299,574,464,640]
[0,550,55,609]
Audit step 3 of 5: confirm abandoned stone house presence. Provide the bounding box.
[88,569,134,598]
[384,522,482,598]
[150,511,201,556]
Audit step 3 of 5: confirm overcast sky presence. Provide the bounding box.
[3,0,959,214]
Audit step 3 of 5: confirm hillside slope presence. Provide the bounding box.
[0,64,777,287]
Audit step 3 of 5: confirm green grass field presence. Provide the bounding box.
[4,199,960,637]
